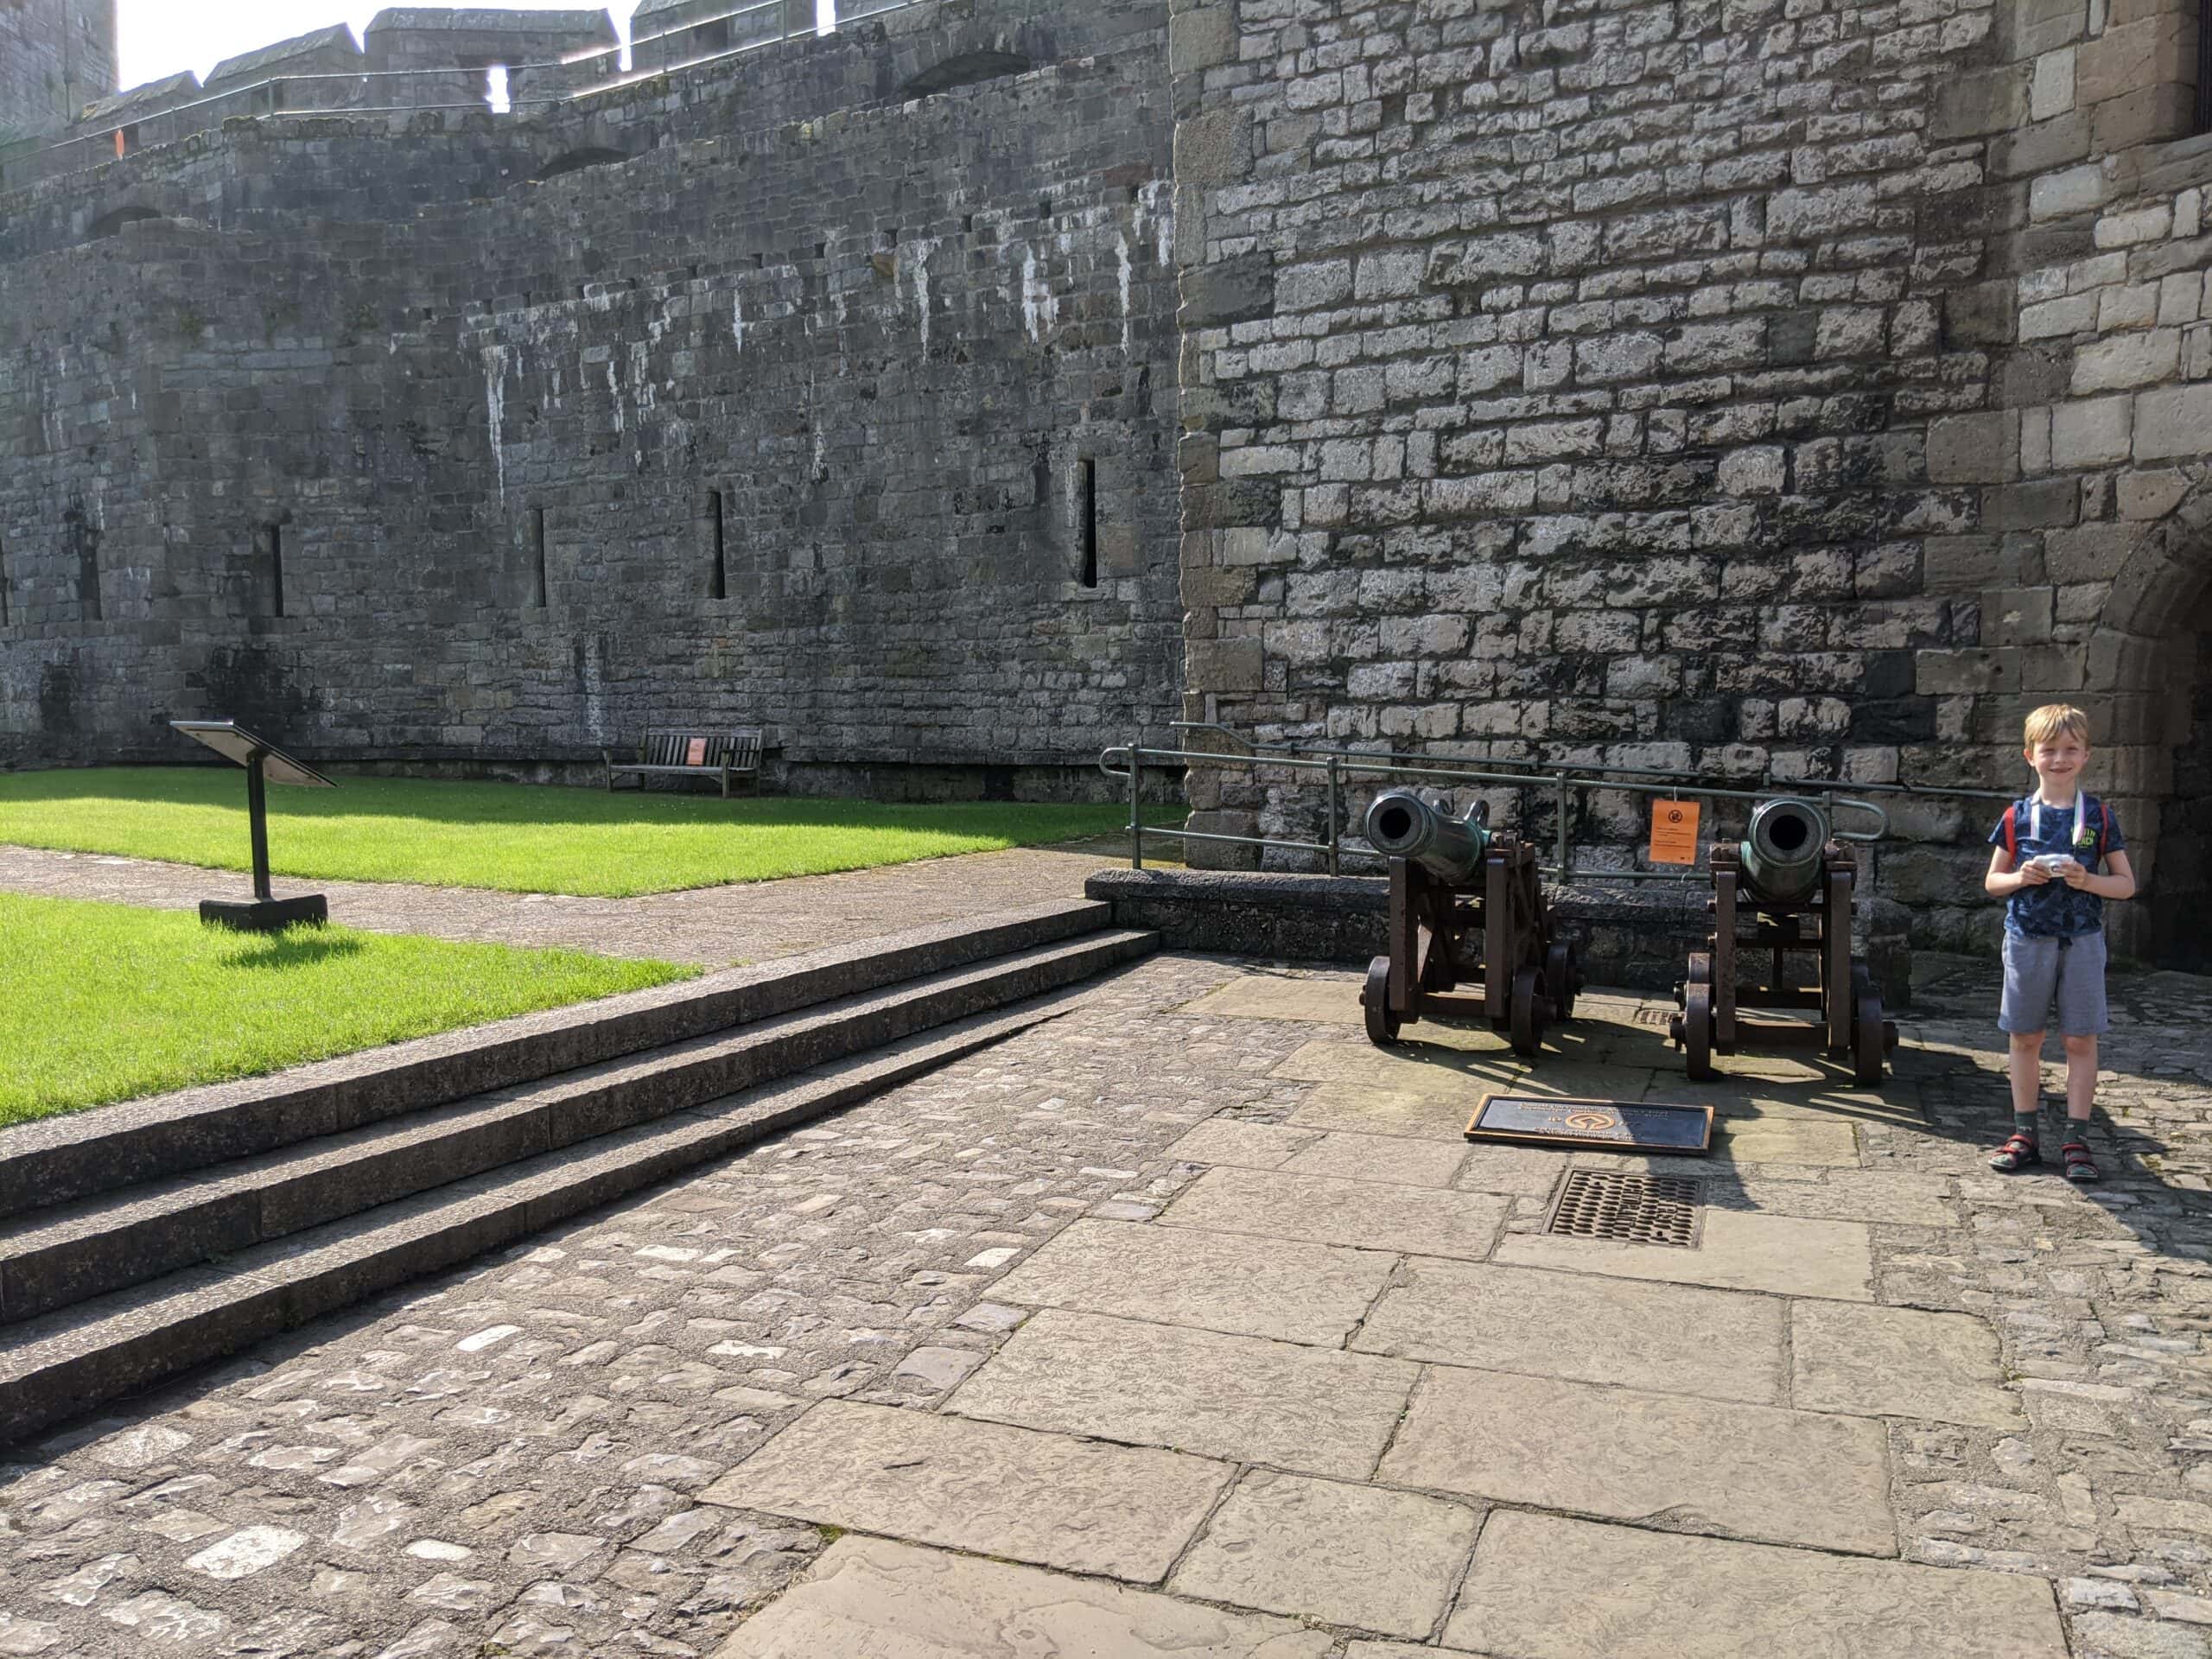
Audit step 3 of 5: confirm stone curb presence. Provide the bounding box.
[0,953,1154,1446]
[0,928,1154,1325]
[0,898,1114,1218]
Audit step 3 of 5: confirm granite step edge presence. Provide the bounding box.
[0,929,1157,1325]
[0,897,1114,1219]
[0,957,1150,1448]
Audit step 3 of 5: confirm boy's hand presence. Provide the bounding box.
[2058,858,2092,889]
[2017,861,2052,886]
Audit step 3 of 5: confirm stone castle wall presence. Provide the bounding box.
[0,0,117,142]
[0,0,1183,794]
[1164,0,2212,956]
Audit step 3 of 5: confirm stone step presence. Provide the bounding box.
[0,898,1113,1219]
[0,966,1141,1447]
[0,926,1155,1327]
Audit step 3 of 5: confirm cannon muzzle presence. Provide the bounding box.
[1739,798,1828,902]
[1366,790,1491,884]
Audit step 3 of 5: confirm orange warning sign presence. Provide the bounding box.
[1649,799,1701,865]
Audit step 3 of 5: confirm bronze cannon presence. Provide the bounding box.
[1669,798,1897,1084]
[1357,789,1580,1057]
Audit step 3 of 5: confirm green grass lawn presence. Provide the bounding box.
[0,768,1168,898]
[0,893,695,1127]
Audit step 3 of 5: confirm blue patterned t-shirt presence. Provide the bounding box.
[1986,791,2125,938]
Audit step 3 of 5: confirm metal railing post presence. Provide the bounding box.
[1554,772,1570,883]
[1128,737,1143,870]
[1326,754,1340,878]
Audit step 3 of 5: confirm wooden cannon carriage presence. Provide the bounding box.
[1358,790,1580,1058]
[1669,797,1897,1084]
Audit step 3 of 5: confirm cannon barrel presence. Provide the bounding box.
[1366,790,1491,884]
[1739,798,1829,902]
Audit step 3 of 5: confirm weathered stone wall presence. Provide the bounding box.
[1165,0,2212,956]
[0,0,116,142]
[0,0,1182,794]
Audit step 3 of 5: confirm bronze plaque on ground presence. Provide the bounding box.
[1465,1094,1713,1155]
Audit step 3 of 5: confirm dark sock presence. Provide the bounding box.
[2062,1121,2092,1145]
[2013,1111,2040,1143]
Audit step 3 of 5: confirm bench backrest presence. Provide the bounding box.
[639,728,763,768]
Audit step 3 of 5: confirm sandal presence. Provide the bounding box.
[1989,1133,2041,1173]
[2061,1141,2101,1184]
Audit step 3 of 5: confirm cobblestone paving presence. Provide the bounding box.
[0,842,1127,965]
[0,950,2206,1656]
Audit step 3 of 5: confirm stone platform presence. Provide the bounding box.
[0,951,2205,1656]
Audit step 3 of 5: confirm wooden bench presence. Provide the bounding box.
[603,728,764,798]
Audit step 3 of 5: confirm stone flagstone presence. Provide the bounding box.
[1708,1116,1862,1166]
[1351,1260,1784,1404]
[1279,1130,1471,1188]
[985,1217,1395,1345]
[1495,1209,1874,1300]
[1274,1039,1517,1094]
[1179,976,1364,1027]
[1289,1084,1485,1142]
[1169,1470,1480,1638]
[697,1400,1231,1581]
[947,1308,1418,1479]
[1704,1171,1955,1227]
[1443,1511,2068,1658]
[1160,1166,1509,1260]
[1165,1120,1320,1170]
[1792,1302,2028,1429]
[1377,1365,1893,1555]
[717,1535,1332,1658]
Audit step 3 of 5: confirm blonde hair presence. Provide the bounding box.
[2024,703,2090,748]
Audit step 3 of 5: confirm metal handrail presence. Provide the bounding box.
[33,0,930,162]
[1101,737,1892,881]
[1167,719,2014,802]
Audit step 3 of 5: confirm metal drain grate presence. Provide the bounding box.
[1545,1170,1701,1248]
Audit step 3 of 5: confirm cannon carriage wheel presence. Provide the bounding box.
[1544,941,1580,1022]
[1675,951,1716,1081]
[1509,965,1547,1058]
[1362,955,1401,1046]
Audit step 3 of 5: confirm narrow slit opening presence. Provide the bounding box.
[254,522,284,618]
[707,488,728,600]
[1079,458,1098,588]
[531,507,549,608]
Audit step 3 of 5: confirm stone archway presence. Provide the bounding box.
[2015,465,2212,962]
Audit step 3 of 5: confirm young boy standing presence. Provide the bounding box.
[1984,703,2137,1182]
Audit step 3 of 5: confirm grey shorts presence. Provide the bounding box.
[1999,929,2108,1037]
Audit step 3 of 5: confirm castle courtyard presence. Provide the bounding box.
[9,0,2212,1649]
[1,915,2208,1657]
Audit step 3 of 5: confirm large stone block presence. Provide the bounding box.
[1167,5,1236,76]
[1182,252,1274,326]
[1930,66,2031,139]
[1927,411,2021,482]
[2075,13,2195,105]
[2050,396,2133,467]
[2073,329,2182,394]
[2134,383,2212,459]
[1173,108,1251,187]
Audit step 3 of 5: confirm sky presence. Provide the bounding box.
[117,1,638,89]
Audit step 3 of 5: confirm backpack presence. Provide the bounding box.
[2001,797,2113,866]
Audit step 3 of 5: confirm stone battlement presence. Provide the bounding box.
[0,0,1001,194]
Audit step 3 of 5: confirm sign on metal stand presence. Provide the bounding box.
[168,721,335,932]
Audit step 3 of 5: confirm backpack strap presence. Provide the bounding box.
[2101,799,2113,868]
[2003,803,2018,862]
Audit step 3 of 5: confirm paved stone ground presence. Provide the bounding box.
[2,948,2209,1657]
[0,842,1132,965]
